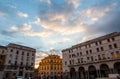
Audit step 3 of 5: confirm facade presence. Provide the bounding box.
[0,46,7,79]
[62,32,120,79]
[0,46,7,67]
[38,55,62,79]
[3,43,36,79]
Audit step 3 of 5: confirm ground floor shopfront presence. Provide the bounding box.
[3,70,34,79]
[63,61,120,79]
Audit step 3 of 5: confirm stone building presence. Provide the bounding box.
[3,43,36,79]
[38,55,62,79]
[62,32,120,79]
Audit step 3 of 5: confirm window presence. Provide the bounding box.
[87,57,89,60]
[72,54,76,57]
[80,52,82,55]
[86,50,88,55]
[112,37,115,41]
[96,48,99,52]
[96,42,98,46]
[69,60,71,65]
[98,55,101,60]
[72,60,74,64]
[2,50,4,54]
[107,39,110,42]
[114,43,118,48]
[91,56,93,61]
[65,61,67,65]
[79,46,81,50]
[11,49,13,52]
[22,52,24,55]
[9,54,12,58]
[32,53,34,56]
[109,45,112,49]
[16,51,18,54]
[78,59,80,63]
[81,58,83,63]
[69,55,71,58]
[21,62,23,65]
[101,47,104,51]
[77,53,79,56]
[27,53,29,56]
[90,50,92,53]
[15,61,17,65]
[99,41,102,44]
[69,50,71,53]
[89,44,91,47]
[85,45,87,48]
[8,60,11,64]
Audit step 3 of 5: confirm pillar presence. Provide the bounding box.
[85,71,89,79]
[96,70,101,78]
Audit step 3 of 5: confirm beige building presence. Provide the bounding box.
[2,43,36,79]
[62,32,120,79]
[38,55,62,78]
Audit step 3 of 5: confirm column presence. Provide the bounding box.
[85,71,89,79]
[96,70,99,78]
[96,70,101,78]
[99,70,102,78]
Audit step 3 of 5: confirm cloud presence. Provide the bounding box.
[39,0,51,4]
[10,23,54,38]
[24,30,54,38]
[11,23,32,32]
[33,17,85,35]
[81,2,116,22]
[17,11,28,18]
[66,0,80,8]
[35,1,116,36]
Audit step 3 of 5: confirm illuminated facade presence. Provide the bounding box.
[0,46,7,66]
[38,55,62,78]
[62,32,120,79]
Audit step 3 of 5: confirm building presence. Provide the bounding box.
[62,32,120,79]
[0,46,7,79]
[38,55,63,79]
[3,43,36,79]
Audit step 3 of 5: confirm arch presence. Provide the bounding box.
[78,67,85,79]
[88,65,97,79]
[70,67,76,79]
[114,62,120,74]
[100,64,109,77]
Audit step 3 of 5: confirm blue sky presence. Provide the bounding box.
[0,0,120,68]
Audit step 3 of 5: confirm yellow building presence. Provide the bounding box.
[0,46,7,71]
[38,55,62,78]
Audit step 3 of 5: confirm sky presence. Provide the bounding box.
[0,0,120,68]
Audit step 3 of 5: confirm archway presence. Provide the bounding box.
[70,68,76,79]
[100,64,109,77]
[114,62,120,74]
[88,65,97,79]
[78,67,85,79]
